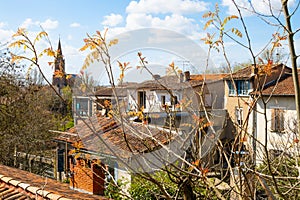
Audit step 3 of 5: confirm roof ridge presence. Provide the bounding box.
[0,173,72,200]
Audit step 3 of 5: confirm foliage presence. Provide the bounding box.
[257,154,300,199]
[0,50,62,171]
[129,171,178,200]
[0,79,58,166]
[105,179,128,200]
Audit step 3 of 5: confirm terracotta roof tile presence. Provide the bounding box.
[190,74,228,82]
[0,164,107,199]
[259,70,300,96]
[224,65,253,79]
[58,113,175,159]
[94,86,127,97]
[224,63,290,80]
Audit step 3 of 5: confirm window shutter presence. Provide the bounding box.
[271,108,285,132]
[279,109,284,132]
[271,109,275,131]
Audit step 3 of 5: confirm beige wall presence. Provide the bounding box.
[206,80,225,109]
[224,80,252,127]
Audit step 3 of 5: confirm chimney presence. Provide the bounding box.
[153,74,161,80]
[251,64,258,76]
[179,71,184,83]
[184,71,190,82]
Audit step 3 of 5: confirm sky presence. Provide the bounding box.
[0,0,299,85]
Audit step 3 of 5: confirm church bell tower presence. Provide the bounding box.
[52,39,66,90]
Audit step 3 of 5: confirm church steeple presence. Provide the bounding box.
[54,38,65,73]
[52,38,66,89]
[57,38,63,56]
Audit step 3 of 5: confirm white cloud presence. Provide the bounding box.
[67,34,73,40]
[222,0,295,17]
[20,18,36,29]
[0,22,6,28]
[70,22,81,28]
[102,13,123,27]
[0,29,14,43]
[40,19,58,30]
[124,13,200,39]
[126,0,208,14]
[19,18,58,30]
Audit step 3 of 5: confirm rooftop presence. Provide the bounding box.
[224,63,290,80]
[258,69,300,96]
[56,113,175,159]
[0,164,107,200]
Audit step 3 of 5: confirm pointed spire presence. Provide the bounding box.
[57,37,62,55]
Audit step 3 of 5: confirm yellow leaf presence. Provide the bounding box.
[12,28,26,37]
[202,11,213,19]
[204,19,213,30]
[169,61,175,69]
[80,44,89,52]
[223,15,238,26]
[231,28,242,38]
[34,31,48,44]
[108,38,118,47]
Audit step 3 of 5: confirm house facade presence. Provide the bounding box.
[249,70,299,163]
[223,64,292,145]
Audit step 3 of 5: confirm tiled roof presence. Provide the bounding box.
[189,74,228,85]
[94,87,127,97]
[0,164,107,200]
[136,73,227,91]
[137,75,186,90]
[57,113,175,159]
[224,63,290,80]
[258,70,300,96]
[224,65,253,79]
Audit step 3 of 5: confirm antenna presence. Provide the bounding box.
[175,60,190,71]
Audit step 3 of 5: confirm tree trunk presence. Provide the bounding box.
[183,180,194,200]
[282,0,300,138]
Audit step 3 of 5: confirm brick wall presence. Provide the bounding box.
[70,158,105,195]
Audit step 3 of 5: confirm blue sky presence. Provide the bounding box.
[0,0,299,84]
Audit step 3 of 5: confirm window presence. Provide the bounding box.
[228,80,250,96]
[75,98,89,116]
[235,107,243,126]
[161,95,166,106]
[205,94,212,107]
[171,95,178,105]
[271,108,284,132]
[138,91,146,109]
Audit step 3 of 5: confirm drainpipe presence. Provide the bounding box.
[251,94,257,165]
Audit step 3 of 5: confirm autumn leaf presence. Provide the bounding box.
[222,15,238,26]
[169,61,175,69]
[34,31,48,44]
[108,38,118,47]
[66,74,72,80]
[12,28,26,37]
[201,168,209,177]
[231,28,242,38]
[204,19,214,30]
[54,70,64,78]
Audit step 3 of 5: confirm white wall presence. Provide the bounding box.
[251,96,297,163]
[127,88,182,113]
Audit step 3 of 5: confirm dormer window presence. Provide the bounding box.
[228,80,250,96]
